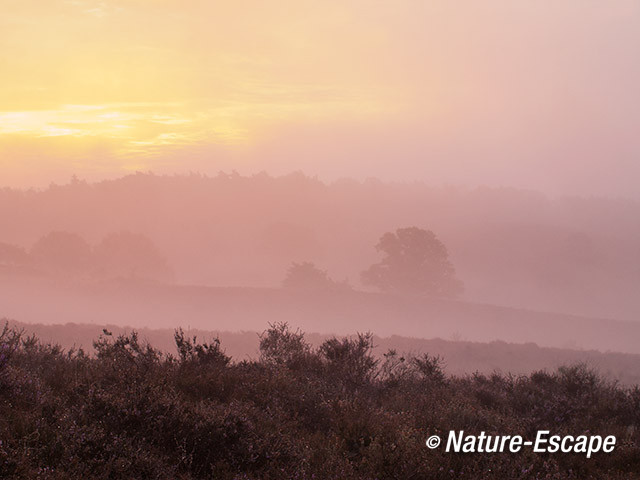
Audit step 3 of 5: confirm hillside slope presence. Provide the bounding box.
[2,274,639,354]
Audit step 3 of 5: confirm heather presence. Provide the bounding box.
[1,322,639,479]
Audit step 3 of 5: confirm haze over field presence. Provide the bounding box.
[1,1,639,356]
[0,173,639,320]
[0,173,639,355]
[3,3,640,478]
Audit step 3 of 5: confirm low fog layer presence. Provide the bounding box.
[2,277,639,354]
[1,173,639,323]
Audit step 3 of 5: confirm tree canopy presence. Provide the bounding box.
[361,227,463,297]
[282,262,336,290]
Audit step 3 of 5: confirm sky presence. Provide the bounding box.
[1,0,639,197]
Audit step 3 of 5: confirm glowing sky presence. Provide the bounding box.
[1,0,640,196]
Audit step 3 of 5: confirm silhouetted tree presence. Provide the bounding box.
[282,261,346,290]
[94,231,173,282]
[0,242,29,267]
[30,231,93,275]
[361,227,463,297]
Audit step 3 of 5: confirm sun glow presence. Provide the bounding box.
[3,0,638,195]
[0,0,397,177]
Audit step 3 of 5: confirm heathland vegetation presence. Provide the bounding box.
[1,322,638,479]
[7,320,640,386]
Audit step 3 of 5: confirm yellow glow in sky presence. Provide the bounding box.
[0,0,397,175]
[1,0,640,196]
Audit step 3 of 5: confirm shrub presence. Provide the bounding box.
[0,325,638,479]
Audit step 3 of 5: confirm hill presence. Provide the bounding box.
[3,275,640,354]
[1,172,640,321]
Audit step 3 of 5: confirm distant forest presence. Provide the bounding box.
[1,172,639,321]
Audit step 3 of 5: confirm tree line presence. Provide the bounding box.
[284,226,463,297]
[0,231,172,282]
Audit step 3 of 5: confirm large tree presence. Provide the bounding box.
[282,262,351,291]
[30,231,93,275]
[361,227,463,297]
[94,231,173,282]
[0,242,29,267]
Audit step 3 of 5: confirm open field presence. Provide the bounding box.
[5,317,640,386]
[3,274,640,354]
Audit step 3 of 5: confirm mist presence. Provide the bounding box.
[2,1,640,197]
[1,172,639,355]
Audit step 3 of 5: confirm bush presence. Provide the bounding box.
[0,322,637,479]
